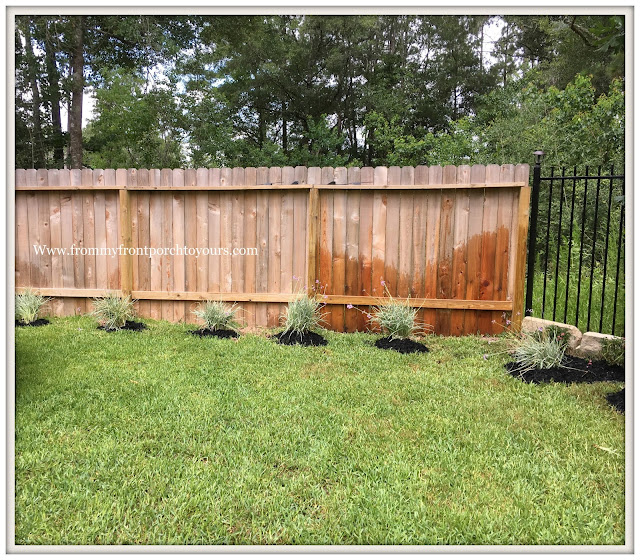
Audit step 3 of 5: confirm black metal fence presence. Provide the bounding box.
[525,160,625,336]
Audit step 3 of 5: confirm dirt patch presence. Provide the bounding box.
[375,336,429,354]
[606,389,625,414]
[15,318,50,327]
[274,330,328,347]
[97,320,147,332]
[505,355,624,384]
[189,328,238,339]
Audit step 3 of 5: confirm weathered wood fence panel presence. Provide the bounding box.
[15,164,530,335]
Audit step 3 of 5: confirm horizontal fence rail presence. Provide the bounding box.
[15,165,530,335]
[526,165,625,336]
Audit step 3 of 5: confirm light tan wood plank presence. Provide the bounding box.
[160,169,174,320]
[267,167,282,327]
[147,170,162,319]
[136,169,151,318]
[172,169,188,322]
[243,168,258,328]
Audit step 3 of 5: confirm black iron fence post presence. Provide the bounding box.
[525,150,543,316]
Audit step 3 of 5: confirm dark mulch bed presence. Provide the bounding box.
[98,320,147,332]
[274,330,328,347]
[375,336,429,354]
[505,355,625,384]
[189,328,238,339]
[15,318,50,327]
[606,389,625,414]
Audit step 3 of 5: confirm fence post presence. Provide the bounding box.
[525,150,543,316]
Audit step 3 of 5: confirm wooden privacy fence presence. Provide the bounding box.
[15,164,531,335]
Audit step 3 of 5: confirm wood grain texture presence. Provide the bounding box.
[356,168,374,331]
[512,186,531,330]
[148,169,162,319]
[450,165,470,336]
[344,167,361,332]
[136,169,151,318]
[411,166,429,330]
[37,170,51,290]
[160,169,173,320]
[119,189,133,296]
[397,167,414,301]
[493,164,515,333]
[15,171,29,291]
[435,166,456,335]
[255,167,269,327]
[243,167,258,328]
[478,165,501,334]
[15,166,528,334]
[384,166,401,297]
[423,166,442,333]
[463,165,486,335]
[267,167,282,327]
[47,170,63,316]
[19,286,512,310]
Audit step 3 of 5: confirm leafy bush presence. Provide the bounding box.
[541,325,572,350]
[601,337,625,367]
[511,329,567,372]
[193,301,241,331]
[15,288,50,324]
[92,293,136,330]
[281,293,326,335]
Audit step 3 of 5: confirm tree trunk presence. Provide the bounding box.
[258,108,264,150]
[43,20,64,168]
[281,102,287,153]
[23,21,45,168]
[68,16,84,169]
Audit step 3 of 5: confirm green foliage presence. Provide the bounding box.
[15,15,625,170]
[15,288,50,324]
[91,293,136,330]
[601,337,625,367]
[371,287,422,339]
[511,329,567,373]
[477,73,624,169]
[83,69,185,169]
[365,112,476,166]
[364,72,624,170]
[542,326,572,351]
[193,301,241,331]
[281,293,326,335]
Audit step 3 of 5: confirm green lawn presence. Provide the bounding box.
[15,317,625,545]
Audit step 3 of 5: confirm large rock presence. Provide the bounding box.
[521,316,583,353]
[574,332,623,359]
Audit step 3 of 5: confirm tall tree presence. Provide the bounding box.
[68,16,85,169]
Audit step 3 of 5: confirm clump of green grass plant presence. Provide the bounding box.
[369,282,427,339]
[511,329,567,372]
[281,291,326,335]
[193,301,241,331]
[15,288,50,325]
[601,337,625,367]
[91,293,136,330]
